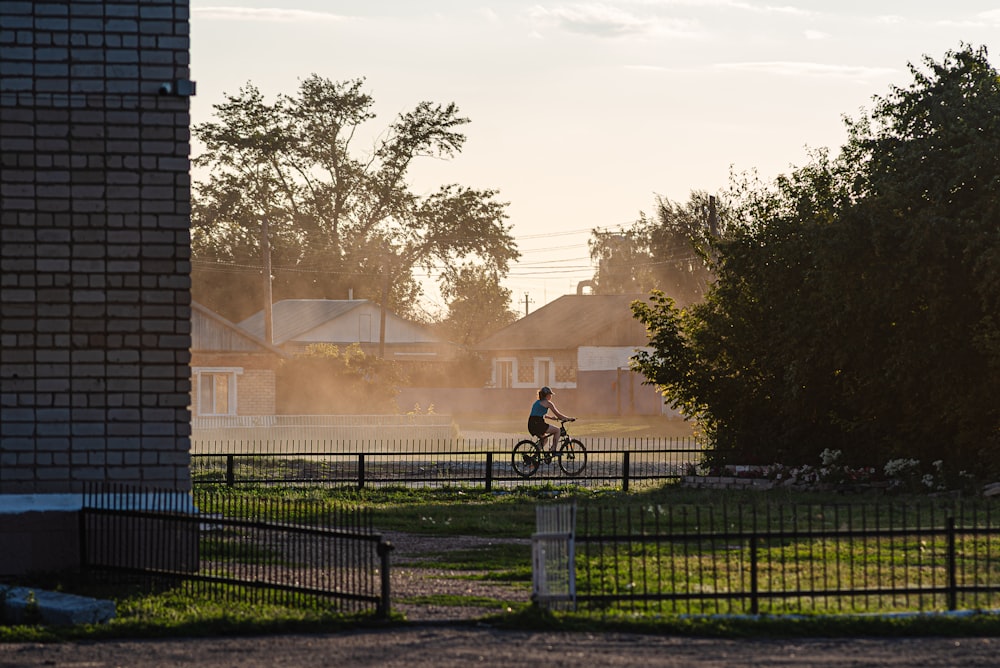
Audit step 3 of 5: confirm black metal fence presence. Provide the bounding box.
[80,483,393,617]
[189,437,706,490]
[572,500,1000,615]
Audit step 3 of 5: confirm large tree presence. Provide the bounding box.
[438,263,518,346]
[632,45,1000,477]
[589,191,718,305]
[191,76,519,322]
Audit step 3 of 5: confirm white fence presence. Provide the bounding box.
[191,414,457,453]
[532,503,577,610]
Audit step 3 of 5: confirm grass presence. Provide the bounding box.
[488,605,1000,638]
[399,594,529,611]
[0,584,394,643]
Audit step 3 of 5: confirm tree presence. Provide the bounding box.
[438,263,518,346]
[588,191,718,305]
[191,76,520,322]
[632,45,1000,477]
[276,344,403,414]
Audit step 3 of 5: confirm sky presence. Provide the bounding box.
[189,1,1000,317]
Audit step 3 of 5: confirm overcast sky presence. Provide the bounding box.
[189,1,1000,316]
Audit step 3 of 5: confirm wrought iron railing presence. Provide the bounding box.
[189,437,707,490]
[567,500,1000,615]
[80,483,393,617]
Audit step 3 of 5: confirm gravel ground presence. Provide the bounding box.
[383,530,531,622]
[3,630,998,667]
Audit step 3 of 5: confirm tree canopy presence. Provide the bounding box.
[438,263,518,346]
[191,76,520,323]
[631,45,1000,479]
[589,192,717,305]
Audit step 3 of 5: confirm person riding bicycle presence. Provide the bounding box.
[527,386,574,455]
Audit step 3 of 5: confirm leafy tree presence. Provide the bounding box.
[276,344,402,414]
[438,263,518,346]
[191,76,519,322]
[589,191,718,305]
[632,45,1000,478]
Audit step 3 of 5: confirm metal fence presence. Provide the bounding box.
[189,437,706,490]
[565,500,1000,615]
[80,483,393,617]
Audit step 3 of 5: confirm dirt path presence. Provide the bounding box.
[383,530,531,622]
[3,629,998,667]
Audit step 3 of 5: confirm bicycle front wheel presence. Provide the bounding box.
[512,440,541,478]
[558,439,587,476]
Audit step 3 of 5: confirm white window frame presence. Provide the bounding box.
[493,357,517,389]
[193,367,243,416]
[534,357,554,388]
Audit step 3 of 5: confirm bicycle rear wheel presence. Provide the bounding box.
[512,440,542,478]
[558,439,587,476]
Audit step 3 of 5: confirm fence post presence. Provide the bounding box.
[947,516,957,611]
[749,535,759,615]
[358,454,365,489]
[78,497,88,572]
[377,540,394,619]
[226,455,235,487]
[622,451,630,492]
[485,452,493,492]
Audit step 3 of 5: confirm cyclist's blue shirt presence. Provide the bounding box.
[530,399,548,417]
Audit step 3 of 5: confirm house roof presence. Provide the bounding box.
[191,302,289,356]
[238,299,368,344]
[474,294,650,351]
[237,298,449,348]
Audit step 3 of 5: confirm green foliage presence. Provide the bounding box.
[276,343,402,414]
[589,191,718,305]
[191,75,519,321]
[438,263,518,346]
[400,350,492,388]
[632,45,1000,476]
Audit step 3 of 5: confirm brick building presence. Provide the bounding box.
[0,0,194,573]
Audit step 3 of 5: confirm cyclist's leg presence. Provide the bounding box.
[545,424,559,451]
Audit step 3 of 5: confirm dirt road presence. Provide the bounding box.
[2,628,997,667]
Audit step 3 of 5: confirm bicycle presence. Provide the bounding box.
[512,418,587,478]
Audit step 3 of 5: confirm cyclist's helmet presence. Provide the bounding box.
[540,386,553,397]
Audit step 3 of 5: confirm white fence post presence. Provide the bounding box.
[532,503,576,610]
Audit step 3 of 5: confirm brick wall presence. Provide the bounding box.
[0,0,193,499]
[237,369,276,415]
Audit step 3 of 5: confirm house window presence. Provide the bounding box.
[195,368,242,416]
[535,358,552,387]
[495,359,515,389]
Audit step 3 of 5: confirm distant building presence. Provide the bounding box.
[472,294,668,416]
[191,302,288,419]
[237,299,461,363]
[396,294,674,417]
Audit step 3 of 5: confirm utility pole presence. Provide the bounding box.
[708,195,719,237]
[261,217,273,344]
[523,292,534,317]
[379,272,388,359]
[379,247,390,359]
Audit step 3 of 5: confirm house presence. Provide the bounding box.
[401,293,672,417]
[471,294,669,416]
[236,299,461,363]
[190,302,289,420]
